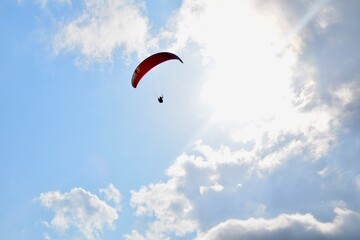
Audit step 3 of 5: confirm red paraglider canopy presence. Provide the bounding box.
[131,52,183,88]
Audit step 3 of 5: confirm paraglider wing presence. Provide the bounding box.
[131,52,183,88]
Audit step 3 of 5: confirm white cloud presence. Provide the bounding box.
[125,1,360,239]
[161,0,346,171]
[129,180,198,239]
[99,183,122,211]
[172,1,298,126]
[127,137,360,238]
[258,140,304,170]
[196,208,360,240]
[38,186,120,240]
[52,0,152,63]
[124,230,145,240]
[199,183,224,195]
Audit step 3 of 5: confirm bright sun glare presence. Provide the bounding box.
[199,1,297,125]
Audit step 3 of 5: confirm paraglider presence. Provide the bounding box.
[131,52,183,103]
[157,95,164,103]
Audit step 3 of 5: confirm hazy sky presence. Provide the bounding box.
[1,0,360,239]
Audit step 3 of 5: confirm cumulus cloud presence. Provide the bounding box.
[126,139,360,239]
[38,186,121,240]
[124,230,146,240]
[52,0,152,63]
[100,183,122,211]
[196,208,360,240]
[161,0,348,169]
[290,1,360,111]
[128,180,198,239]
[125,0,360,239]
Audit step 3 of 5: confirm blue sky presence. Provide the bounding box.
[1,0,360,239]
